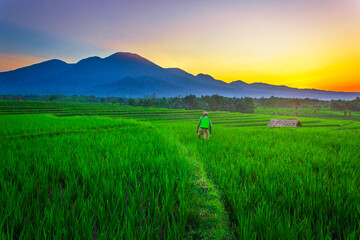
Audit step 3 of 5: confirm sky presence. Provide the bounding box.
[1,0,360,92]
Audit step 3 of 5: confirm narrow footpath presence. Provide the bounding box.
[177,141,233,239]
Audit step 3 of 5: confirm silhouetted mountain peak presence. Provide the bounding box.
[44,59,68,65]
[229,80,246,85]
[196,73,215,81]
[251,82,272,86]
[1,59,70,74]
[76,56,102,65]
[24,59,68,69]
[106,52,156,66]
[108,52,140,58]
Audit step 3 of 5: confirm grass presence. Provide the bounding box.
[1,101,360,239]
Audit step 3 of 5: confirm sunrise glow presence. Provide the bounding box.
[0,0,359,91]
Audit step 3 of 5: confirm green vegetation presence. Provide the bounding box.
[1,116,192,239]
[255,107,360,121]
[254,96,329,109]
[171,126,360,239]
[0,94,256,113]
[1,101,360,239]
[330,97,360,111]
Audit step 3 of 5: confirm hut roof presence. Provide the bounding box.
[267,119,302,127]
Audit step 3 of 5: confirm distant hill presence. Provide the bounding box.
[0,59,73,94]
[0,52,359,100]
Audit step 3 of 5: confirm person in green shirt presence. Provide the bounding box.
[196,112,212,140]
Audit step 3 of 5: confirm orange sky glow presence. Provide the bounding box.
[1,0,360,92]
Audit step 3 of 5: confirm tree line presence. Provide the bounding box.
[127,94,255,113]
[1,94,359,113]
[330,97,360,111]
[0,94,255,113]
[254,96,329,108]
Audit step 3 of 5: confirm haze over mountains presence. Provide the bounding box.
[0,52,359,100]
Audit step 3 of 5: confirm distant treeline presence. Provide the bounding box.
[254,96,329,108]
[1,94,360,112]
[330,98,360,111]
[0,94,255,113]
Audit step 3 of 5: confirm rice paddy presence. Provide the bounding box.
[1,101,360,239]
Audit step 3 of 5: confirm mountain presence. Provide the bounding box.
[0,52,359,100]
[89,76,187,97]
[0,59,73,94]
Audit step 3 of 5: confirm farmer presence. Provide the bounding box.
[196,112,212,140]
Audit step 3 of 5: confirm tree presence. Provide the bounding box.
[184,94,197,109]
[128,98,136,106]
[49,95,62,101]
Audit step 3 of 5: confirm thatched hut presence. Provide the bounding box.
[16,97,25,102]
[267,119,302,127]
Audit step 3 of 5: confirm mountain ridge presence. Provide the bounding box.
[0,52,359,100]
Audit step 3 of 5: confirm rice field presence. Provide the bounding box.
[1,101,360,239]
[256,107,360,121]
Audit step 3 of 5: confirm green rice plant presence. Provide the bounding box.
[169,125,360,239]
[2,101,360,239]
[0,117,192,239]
